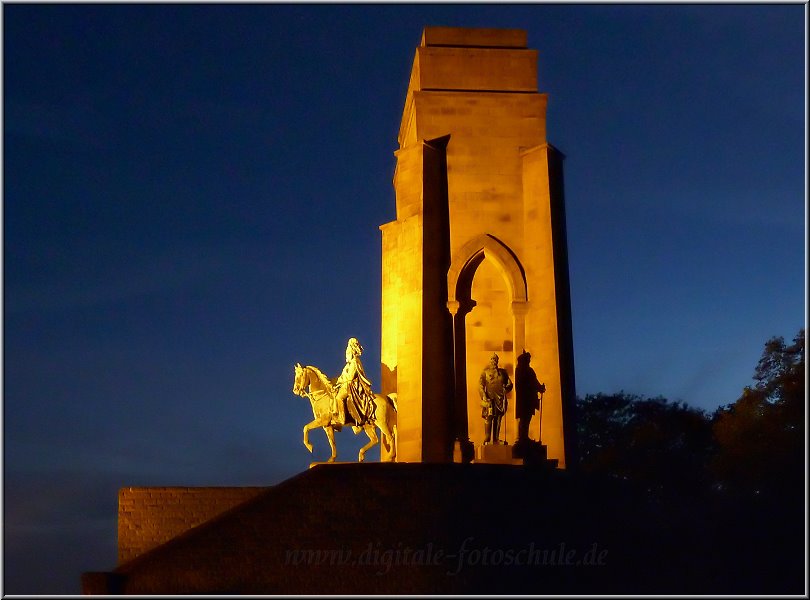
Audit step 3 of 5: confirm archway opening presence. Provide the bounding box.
[464,256,516,448]
[448,235,527,460]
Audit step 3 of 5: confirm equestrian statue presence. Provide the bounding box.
[292,337,397,463]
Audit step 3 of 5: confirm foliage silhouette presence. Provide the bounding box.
[572,330,805,592]
[711,329,804,498]
[576,329,804,498]
[576,392,713,494]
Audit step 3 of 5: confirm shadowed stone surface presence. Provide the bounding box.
[84,463,801,594]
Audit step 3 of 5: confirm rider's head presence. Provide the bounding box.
[347,337,363,359]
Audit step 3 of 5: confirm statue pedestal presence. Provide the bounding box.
[474,443,523,465]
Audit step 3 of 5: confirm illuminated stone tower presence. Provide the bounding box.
[380,27,575,467]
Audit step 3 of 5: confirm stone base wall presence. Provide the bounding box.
[118,486,266,564]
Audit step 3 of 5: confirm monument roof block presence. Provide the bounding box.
[403,27,538,99]
[421,26,527,49]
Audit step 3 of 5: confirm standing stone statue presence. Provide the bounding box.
[479,353,513,445]
[333,337,376,434]
[515,350,546,443]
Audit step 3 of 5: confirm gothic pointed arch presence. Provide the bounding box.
[447,234,527,306]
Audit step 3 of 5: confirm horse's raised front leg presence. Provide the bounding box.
[303,415,329,453]
[324,426,337,462]
[358,424,379,462]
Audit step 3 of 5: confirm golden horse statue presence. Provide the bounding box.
[293,363,397,462]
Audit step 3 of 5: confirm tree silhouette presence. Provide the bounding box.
[711,329,804,497]
[576,392,713,493]
[577,329,804,498]
[573,330,805,593]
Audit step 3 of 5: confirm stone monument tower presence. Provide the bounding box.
[380,27,576,467]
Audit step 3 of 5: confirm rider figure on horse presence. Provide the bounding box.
[333,337,375,433]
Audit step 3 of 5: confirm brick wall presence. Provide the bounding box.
[118,486,267,564]
[108,463,660,594]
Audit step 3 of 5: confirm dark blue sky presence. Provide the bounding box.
[3,4,805,594]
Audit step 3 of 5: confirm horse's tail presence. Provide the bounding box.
[387,392,398,412]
